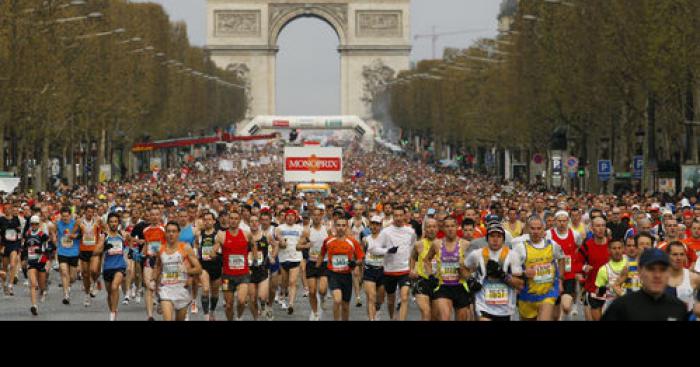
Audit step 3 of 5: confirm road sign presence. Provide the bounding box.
[615,172,632,179]
[633,156,644,179]
[566,157,579,169]
[598,160,612,181]
[532,153,544,164]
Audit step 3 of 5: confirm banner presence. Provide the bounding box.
[149,157,162,172]
[218,160,234,172]
[657,178,676,194]
[681,165,700,191]
[99,164,112,183]
[284,147,343,183]
[0,178,20,193]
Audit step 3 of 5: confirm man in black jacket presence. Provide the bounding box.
[602,248,688,321]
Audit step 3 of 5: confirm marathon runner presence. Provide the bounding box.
[195,212,222,321]
[247,215,274,320]
[318,216,364,321]
[275,210,303,315]
[511,216,564,321]
[94,213,127,321]
[2,203,23,296]
[153,221,202,321]
[72,204,103,307]
[424,217,471,321]
[24,216,52,315]
[298,207,330,320]
[362,215,385,321]
[591,239,627,317]
[370,206,416,321]
[546,211,582,320]
[141,208,167,321]
[217,211,256,321]
[465,223,522,321]
[665,242,700,314]
[409,218,438,321]
[56,206,79,304]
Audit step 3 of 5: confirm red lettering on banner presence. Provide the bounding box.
[273,120,290,127]
[285,155,341,174]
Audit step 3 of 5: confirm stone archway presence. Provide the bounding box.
[205,0,411,119]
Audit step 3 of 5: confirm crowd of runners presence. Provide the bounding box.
[0,138,697,321]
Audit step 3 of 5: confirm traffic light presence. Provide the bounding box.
[289,129,298,142]
[578,168,585,177]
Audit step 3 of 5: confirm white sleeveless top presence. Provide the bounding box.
[278,224,303,263]
[676,269,695,312]
[308,225,327,262]
[159,247,188,287]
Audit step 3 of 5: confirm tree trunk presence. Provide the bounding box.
[96,126,106,184]
[41,133,50,192]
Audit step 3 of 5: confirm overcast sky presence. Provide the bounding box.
[133,0,500,115]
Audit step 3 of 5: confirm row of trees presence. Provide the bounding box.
[0,0,247,188]
[382,0,700,182]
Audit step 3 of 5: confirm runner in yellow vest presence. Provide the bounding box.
[409,218,439,321]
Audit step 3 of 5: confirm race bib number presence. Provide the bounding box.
[309,248,321,261]
[61,235,74,248]
[564,255,572,273]
[28,247,39,261]
[441,262,460,282]
[83,234,96,247]
[228,255,245,270]
[148,242,161,254]
[248,252,265,266]
[162,263,180,284]
[533,263,554,284]
[201,246,214,261]
[366,253,383,267]
[484,283,509,305]
[107,239,123,256]
[331,255,348,270]
[5,229,17,242]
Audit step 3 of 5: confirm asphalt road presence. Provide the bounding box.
[0,268,586,321]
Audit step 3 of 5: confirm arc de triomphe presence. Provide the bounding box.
[205,0,411,119]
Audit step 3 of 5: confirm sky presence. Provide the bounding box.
[132,0,500,115]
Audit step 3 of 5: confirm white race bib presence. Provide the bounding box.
[484,283,509,305]
[83,234,96,247]
[107,239,123,256]
[564,255,572,273]
[228,254,245,270]
[5,229,17,242]
[331,255,348,270]
[533,263,554,284]
[201,246,214,261]
[61,235,74,248]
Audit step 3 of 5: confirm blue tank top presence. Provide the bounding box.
[178,225,195,247]
[56,220,79,257]
[103,234,127,271]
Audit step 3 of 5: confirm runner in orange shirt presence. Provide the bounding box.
[682,220,700,269]
[318,217,364,321]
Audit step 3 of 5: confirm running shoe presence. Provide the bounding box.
[287,306,294,315]
[355,296,362,307]
[265,308,274,321]
[122,297,130,305]
[84,295,91,307]
[40,291,47,303]
[191,302,198,314]
[30,305,38,316]
[303,288,309,298]
[62,297,70,305]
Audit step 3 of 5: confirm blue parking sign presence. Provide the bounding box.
[633,156,643,179]
[598,160,611,181]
